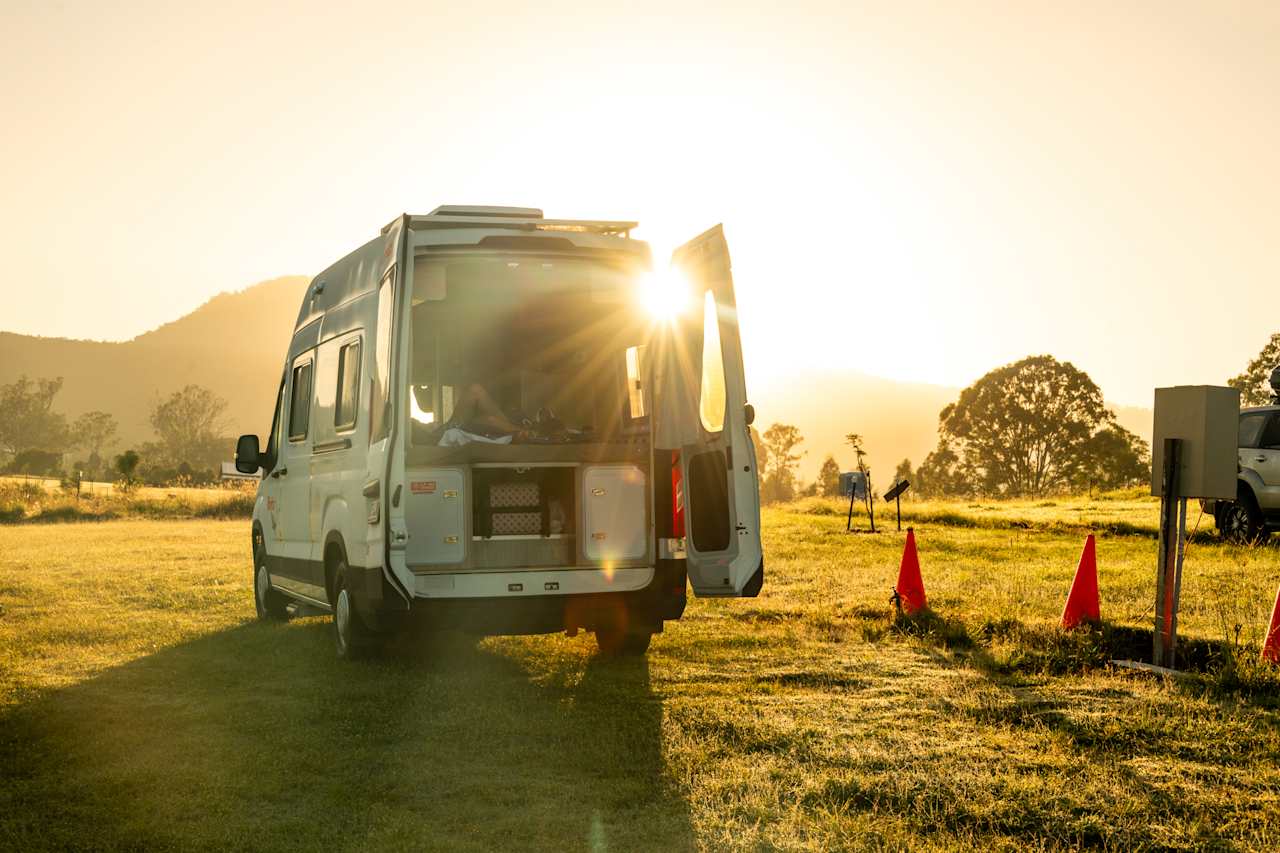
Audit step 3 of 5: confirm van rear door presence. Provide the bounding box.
[671,225,763,597]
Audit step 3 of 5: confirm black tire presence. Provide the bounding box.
[595,625,653,657]
[253,552,290,621]
[333,562,379,660]
[1220,490,1268,545]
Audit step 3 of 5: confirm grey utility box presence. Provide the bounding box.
[839,471,867,500]
[1150,385,1239,499]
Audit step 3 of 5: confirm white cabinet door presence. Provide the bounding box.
[405,469,467,566]
[583,465,647,562]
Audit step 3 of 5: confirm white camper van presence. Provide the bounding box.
[235,206,763,658]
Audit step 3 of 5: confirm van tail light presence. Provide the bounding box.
[670,450,685,539]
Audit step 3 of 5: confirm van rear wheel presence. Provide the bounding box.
[333,565,379,660]
[595,625,653,657]
[254,557,290,621]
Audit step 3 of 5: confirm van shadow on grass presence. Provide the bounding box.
[0,620,694,852]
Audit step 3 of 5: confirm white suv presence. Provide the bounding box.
[1207,404,1280,544]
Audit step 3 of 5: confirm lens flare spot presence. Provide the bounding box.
[639,267,690,320]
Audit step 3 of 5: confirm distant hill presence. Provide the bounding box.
[751,370,956,482]
[1,276,1153,478]
[0,277,309,455]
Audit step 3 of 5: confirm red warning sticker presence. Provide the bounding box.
[411,481,437,494]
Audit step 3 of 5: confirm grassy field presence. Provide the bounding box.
[2,506,1279,850]
[0,477,254,524]
[799,489,1207,538]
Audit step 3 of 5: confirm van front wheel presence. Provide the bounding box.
[254,558,290,621]
[595,626,653,657]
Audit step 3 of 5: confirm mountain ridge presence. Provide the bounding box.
[0,277,310,453]
[0,276,1153,477]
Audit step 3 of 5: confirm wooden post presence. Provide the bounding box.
[896,493,902,532]
[867,472,876,534]
[845,483,856,532]
[1154,438,1183,667]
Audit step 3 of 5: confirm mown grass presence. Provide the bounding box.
[2,509,1279,850]
[0,479,254,524]
[796,488,1184,539]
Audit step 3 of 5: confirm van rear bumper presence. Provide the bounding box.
[377,559,687,636]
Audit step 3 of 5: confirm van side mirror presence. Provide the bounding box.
[235,434,262,474]
[743,403,755,426]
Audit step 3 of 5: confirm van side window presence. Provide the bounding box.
[289,360,313,442]
[698,290,726,433]
[335,340,361,431]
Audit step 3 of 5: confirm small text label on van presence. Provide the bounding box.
[593,532,607,540]
[591,488,606,496]
[411,481,437,494]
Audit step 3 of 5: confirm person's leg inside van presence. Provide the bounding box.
[451,383,521,434]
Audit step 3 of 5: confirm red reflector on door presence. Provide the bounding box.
[671,450,685,539]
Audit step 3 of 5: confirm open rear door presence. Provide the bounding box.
[671,225,763,597]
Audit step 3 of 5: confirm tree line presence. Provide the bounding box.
[0,377,232,485]
[757,336,1277,502]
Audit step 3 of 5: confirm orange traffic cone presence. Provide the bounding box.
[1263,583,1280,665]
[895,527,928,615]
[1061,535,1101,630]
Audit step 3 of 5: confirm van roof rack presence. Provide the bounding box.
[428,205,545,218]
[391,206,638,238]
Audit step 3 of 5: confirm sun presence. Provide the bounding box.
[638,266,691,321]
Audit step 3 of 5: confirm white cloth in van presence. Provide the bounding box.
[438,427,514,447]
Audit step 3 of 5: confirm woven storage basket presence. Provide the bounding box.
[491,511,543,536]
[490,481,540,508]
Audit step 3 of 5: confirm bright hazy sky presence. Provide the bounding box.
[2,1,1276,407]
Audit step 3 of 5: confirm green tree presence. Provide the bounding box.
[150,385,229,470]
[940,355,1113,496]
[817,455,841,497]
[5,449,63,476]
[71,410,118,473]
[892,458,914,498]
[761,423,804,503]
[114,449,142,491]
[0,376,70,458]
[915,441,969,498]
[1073,424,1150,494]
[749,425,769,482]
[1228,333,1280,406]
